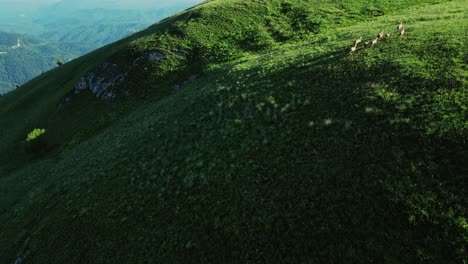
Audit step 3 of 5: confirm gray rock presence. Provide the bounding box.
[75,76,89,91]
[74,63,128,101]
[132,56,146,65]
[102,92,115,102]
[133,51,165,65]
[171,84,181,92]
[148,52,165,61]
[13,256,22,264]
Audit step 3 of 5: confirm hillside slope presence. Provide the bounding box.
[0,0,466,262]
[0,31,74,94]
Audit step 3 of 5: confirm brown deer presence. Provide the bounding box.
[398,28,405,37]
[370,38,379,48]
[397,21,404,32]
[377,30,385,39]
[349,46,357,55]
[354,36,363,47]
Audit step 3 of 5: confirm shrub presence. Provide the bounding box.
[26,128,46,142]
[265,15,295,42]
[25,128,47,153]
[56,58,64,66]
[239,26,275,51]
[197,41,239,64]
[281,3,323,34]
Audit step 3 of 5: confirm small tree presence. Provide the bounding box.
[26,128,46,142]
[56,58,64,66]
[25,128,47,153]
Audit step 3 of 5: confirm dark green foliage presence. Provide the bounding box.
[0,0,466,263]
[238,26,274,51]
[363,6,386,17]
[25,128,46,142]
[283,3,323,33]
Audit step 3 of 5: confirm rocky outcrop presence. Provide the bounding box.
[74,62,128,101]
[73,51,168,102]
[133,51,165,65]
[148,52,165,61]
[171,74,198,93]
[171,84,181,92]
[71,50,194,101]
[188,74,197,81]
[11,39,21,49]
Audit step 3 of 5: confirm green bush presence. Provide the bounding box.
[56,58,64,66]
[26,128,46,142]
[281,3,323,34]
[24,128,47,153]
[239,26,275,51]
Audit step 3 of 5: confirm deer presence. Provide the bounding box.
[397,21,404,32]
[377,30,385,40]
[349,45,357,55]
[386,32,392,38]
[354,36,363,47]
[398,28,405,37]
[370,38,379,48]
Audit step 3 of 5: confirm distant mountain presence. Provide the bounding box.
[0,3,197,45]
[37,7,189,54]
[0,2,201,93]
[0,31,74,94]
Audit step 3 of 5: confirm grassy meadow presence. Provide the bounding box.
[0,0,466,262]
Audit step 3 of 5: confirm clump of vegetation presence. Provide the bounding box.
[24,128,47,153]
[56,58,64,66]
[26,128,46,142]
[238,26,275,51]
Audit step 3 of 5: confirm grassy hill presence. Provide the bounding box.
[0,0,466,262]
[0,31,75,94]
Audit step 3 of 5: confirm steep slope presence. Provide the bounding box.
[0,0,466,262]
[0,31,75,94]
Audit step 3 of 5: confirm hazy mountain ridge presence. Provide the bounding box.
[0,31,74,94]
[0,1,201,93]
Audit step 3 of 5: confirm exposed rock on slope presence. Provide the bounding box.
[74,63,128,101]
[133,51,166,65]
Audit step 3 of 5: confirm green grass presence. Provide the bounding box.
[0,0,467,262]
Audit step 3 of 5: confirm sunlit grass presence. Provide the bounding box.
[0,0,466,262]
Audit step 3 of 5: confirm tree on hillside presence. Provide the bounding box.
[56,58,64,66]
